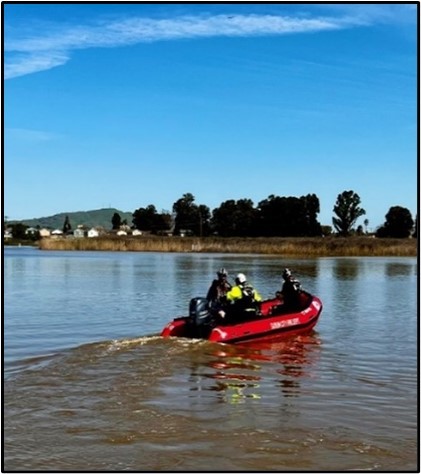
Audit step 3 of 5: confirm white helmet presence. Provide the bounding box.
[236,273,247,284]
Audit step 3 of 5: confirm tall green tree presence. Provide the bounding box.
[234,198,257,236]
[376,206,414,238]
[173,193,196,235]
[257,193,321,236]
[197,204,211,237]
[211,199,238,236]
[172,193,210,236]
[111,212,121,230]
[258,195,288,236]
[332,190,366,236]
[9,223,28,239]
[301,193,322,236]
[211,199,257,237]
[62,215,72,233]
[132,205,171,233]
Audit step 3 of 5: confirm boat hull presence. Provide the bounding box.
[160,292,323,344]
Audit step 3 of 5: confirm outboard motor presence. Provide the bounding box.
[188,297,213,338]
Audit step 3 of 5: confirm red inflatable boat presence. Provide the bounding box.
[160,291,323,344]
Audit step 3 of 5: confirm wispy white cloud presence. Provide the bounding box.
[4,52,69,80]
[6,128,60,142]
[315,3,417,25]
[4,13,366,79]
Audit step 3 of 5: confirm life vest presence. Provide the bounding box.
[241,284,255,301]
[237,284,258,312]
[236,283,260,316]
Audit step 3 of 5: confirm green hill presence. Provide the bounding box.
[14,208,133,230]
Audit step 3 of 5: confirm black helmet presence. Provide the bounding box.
[217,267,228,277]
[282,268,292,280]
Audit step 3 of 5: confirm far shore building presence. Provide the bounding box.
[87,228,100,238]
[73,228,86,238]
[25,227,38,236]
[39,228,51,238]
[132,229,143,236]
[51,229,64,238]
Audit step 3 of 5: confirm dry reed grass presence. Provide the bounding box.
[38,236,417,257]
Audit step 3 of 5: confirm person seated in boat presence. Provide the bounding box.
[206,267,232,305]
[220,273,262,321]
[276,268,302,310]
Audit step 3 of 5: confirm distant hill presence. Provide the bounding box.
[13,208,133,230]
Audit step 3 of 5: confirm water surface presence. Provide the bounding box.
[3,247,418,471]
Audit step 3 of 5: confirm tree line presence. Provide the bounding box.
[128,190,417,238]
[5,190,416,240]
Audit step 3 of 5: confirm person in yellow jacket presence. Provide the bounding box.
[222,273,262,321]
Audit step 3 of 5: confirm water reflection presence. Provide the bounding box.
[243,335,322,398]
[110,259,122,286]
[385,262,415,277]
[332,258,359,280]
[292,261,320,280]
[186,333,321,404]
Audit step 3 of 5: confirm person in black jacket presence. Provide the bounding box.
[206,268,232,304]
[276,268,302,309]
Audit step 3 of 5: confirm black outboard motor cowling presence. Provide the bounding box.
[189,297,212,326]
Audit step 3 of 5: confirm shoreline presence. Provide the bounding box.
[36,236,417,257]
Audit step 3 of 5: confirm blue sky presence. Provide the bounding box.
[3,2,418,230]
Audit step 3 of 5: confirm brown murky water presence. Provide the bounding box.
[4,249,418,471]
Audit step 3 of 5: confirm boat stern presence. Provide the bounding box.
[160,318,189,338]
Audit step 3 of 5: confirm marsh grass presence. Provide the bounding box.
[38,236,417,256]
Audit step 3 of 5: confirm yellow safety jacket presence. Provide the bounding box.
[226,284,262,303]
